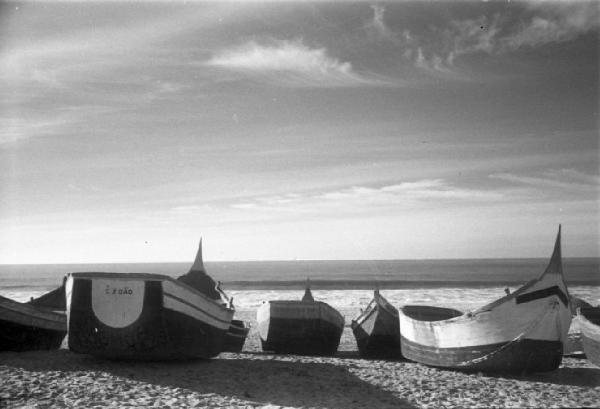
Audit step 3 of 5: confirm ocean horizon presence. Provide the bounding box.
[1,257,598,296]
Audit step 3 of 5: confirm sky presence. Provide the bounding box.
[0,0,598,263]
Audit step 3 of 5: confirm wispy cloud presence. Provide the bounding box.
[230,179,503,216]
[367,2,598,75]
[0,116,71,145]
[446,15,501,59]
[0,104,120,146]
[414,47,451,74]
[364,5,459,76]
[490,169,600,193]
[205,39,392,87]
[502,2,599,50]
[1,4,235,91]
[367,4,393,39]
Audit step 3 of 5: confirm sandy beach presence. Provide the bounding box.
[1,309,599,409]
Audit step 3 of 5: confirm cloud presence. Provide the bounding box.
[0,104,120,146]
[374,2,598,75]
[207,39,351,72]
[447,15,502,57]
[367,4,393,39]
[205,39,391,87]
[502,2,600,50]
[0,116,71,145]
[490,169,600,192]
[319,180,502,202]
[414,48,452,74]
[0,4,235,90]
[230,179,504,216]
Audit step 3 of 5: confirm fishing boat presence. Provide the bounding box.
[564,296,597,356]
[222,319,250,353]
[351,289,400,358]
[399,226,571,372]
[257,282,344,356]
[66,240,234,360]
[0,285,67,351]
[577,307,600,367]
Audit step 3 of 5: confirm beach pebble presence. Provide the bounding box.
[1,321,599,409]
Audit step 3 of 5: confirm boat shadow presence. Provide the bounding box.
[483,366,600,387]
[1,350,415,409]
[244,349,408,362]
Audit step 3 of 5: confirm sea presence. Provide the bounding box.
[1,258,598,315]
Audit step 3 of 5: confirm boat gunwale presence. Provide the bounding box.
[265,299,345,326]
[399,276,564,327]
[399,304,464,324]
[0,295,66,321]
[578,308,600,337]
[0,297,66,331]
[68,272,234,313]
[400,228,567,327]
[352,292,397,328]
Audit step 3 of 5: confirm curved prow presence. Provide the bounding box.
[190,238,205,273]
[177,238,222,301]
[302,277,314,302]
[539,225,562,279]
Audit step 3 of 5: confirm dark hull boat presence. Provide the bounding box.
[351,290,400,358]
[222,319,250,352]
[67,240,234,360]
[399,226,571,373]
[578,307,600,367]
[257,286,344,356]
[1,285,67,351]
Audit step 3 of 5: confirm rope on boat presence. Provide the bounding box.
[455,300,559,367]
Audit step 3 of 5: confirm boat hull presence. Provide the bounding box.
[578,308,600,367]
[66,273,233,360]
[401,335,562,372]
[399,296,570,373]
[0,319,66,351]
[351,294,400,359]
[399,228,571,373]
[581,333,600,367]
[0,295,66,352]
[222,319,250,353]
[257,301,344,356]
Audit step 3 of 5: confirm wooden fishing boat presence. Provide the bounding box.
[257,284,344,356]
[577,307,600,367]
[0,285,67,351]
[399,226,571,372]
[351,289,400,358]
[66,240,234,360]
[222,319,250,352]
[564,297,598,356]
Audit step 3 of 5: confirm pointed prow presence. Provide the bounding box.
[302,277,314,302]
[540,224,563,278]
[554,224,561,256]
[190,238,205,273]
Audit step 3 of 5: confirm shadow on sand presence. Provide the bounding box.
[431,358,600,387]
[1,350,415,409]
[484,366,600,387]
